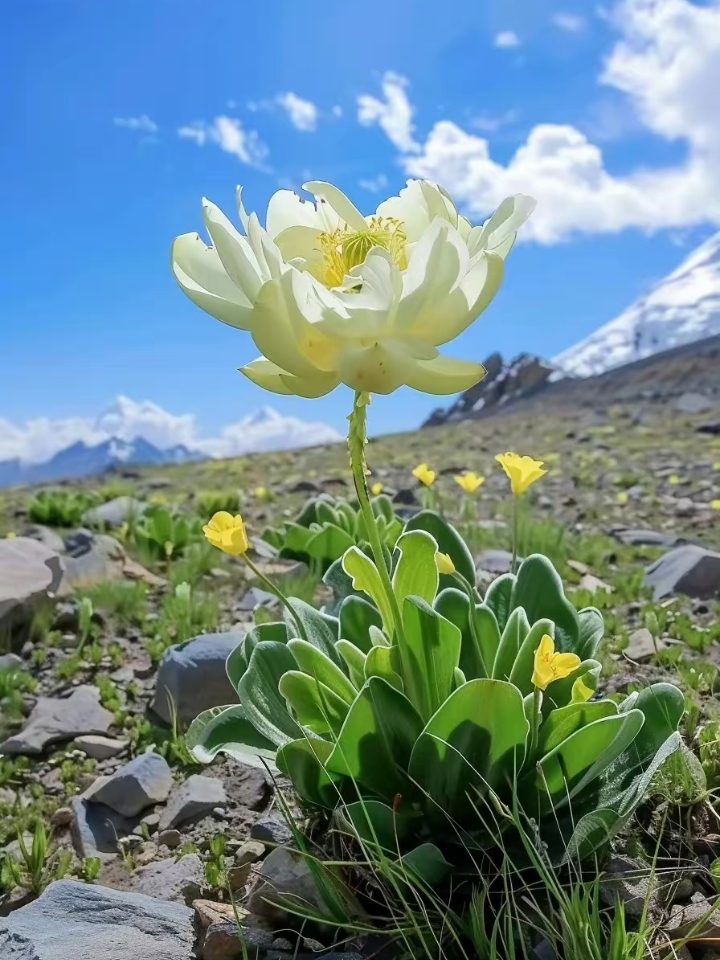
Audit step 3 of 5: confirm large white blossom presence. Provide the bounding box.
[172,179,535,396]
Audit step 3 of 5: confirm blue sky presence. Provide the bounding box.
[2,0,718,458]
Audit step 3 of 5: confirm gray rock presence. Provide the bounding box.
[612,528,687,548]
[90,752,173,816]
[159,774,227,830]
[665,890,720,939]
[25,525,66,554]
[248,845,326,922]
[475,549,514,574]
[234,839,265,866]
[673,392,717,415]
[0,537,65,635]
[0,653,24,671]
[236,588,278,613]
[645,545,720,599]
[578,573,612,594]
[152,632,243,724]
[250,816,293,846]
[600,857,655,917]
[673,497,696,517]
[136,853,205,905]
[201,922,245,960]
[69,796,136,861]
[0,685,113,755]
[63,528,95,557]
[697,420,720,436]
[157,828,182,848]
[61,534,126,588]
[625,628,668,661]
[82,496,146,528]
[73,734,127,759]
[0,878,195,959]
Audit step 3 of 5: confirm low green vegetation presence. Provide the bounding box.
[27,490,97,527]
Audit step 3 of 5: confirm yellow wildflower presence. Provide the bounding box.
[371,482,384,496]
[412,463,436,487]
[617,491,628,505]
[454,472,484,494]
[203,511,249,556]
[711,499,720,511]
[436,552,455,575]
[254,486,270,501]
[531,634,581,691]
[668,474,680,486]
[495,452,546,497]
[6,531,17,539]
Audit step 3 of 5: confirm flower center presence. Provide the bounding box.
[317,216,407,289]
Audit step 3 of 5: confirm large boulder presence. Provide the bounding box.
[0,537,65,636]
[645,545,720,599]
[69,796,137,861]
[82,496,146,528]
[152,632,243,724]
[0,685,114,756]
[0,879,195,959]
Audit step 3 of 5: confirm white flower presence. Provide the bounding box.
[172,180,535,396]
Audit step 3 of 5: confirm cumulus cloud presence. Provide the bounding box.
[357,72,420,153]
[362,0,720,243]
[0,396,341,465]
[178,116,268,167]
[276,92,319,131]
[494,31,521,48]
[113,115,158,133]
[551,12,586,32]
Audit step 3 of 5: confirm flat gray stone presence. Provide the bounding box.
[0,878,195,959]
[673,392,717,415]
[25,525,66,554]
[475,549,514,574]
[82,496,146,528]
[69,796,136,861]
[248,845,326,923]
[136,853,205,905]
[159,774,227,830]
[645,545,720,599]
[73,734,127,759]
[90,751,173,816]
[0,653,24,671]
[612,528,686,548]
[236,588,278,613]
[600,857,656,917]
[152,632,243,724]
[0,685,113,755]
[0,537,65,635]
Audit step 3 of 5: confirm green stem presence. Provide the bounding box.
[528,687,542,760]
[453,572,487,676]
[348,391,404,641]
[243,554,308,643]
[511,495,519,575]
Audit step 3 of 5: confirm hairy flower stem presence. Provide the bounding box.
[242,555,308,643]
[528,687,542,758]
[348,391,404,640]
[511,496,519,575]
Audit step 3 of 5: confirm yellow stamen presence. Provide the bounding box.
[317,216,407,289]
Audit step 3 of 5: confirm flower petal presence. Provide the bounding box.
[172,233,254,330]
[324,249,402,340]
[468,194,536,259]
[430,251,505,346]
[240,357,339,398]
[273,225,324,268]
[302,180,367,232]
[400,353,486,395]
[201,199,264,299]
[266,189,323,238]
[239,358,294,395]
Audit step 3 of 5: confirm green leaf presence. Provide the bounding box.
[283,523,316,555]
[510,555,579,653]
[186,704,277,768]
[227,622,287,691]
[435,589,500,679]
[404,511,476,586]
[543,659,602,712]
[342,547,395,635]
[491,607,530,682]
[371,494,396,523]
[284,599,342,667]
[276,738,340,808]
[538,700,618,756]
[577,607,604,661]
[338,596,382,654]
[315,501,340,527]
[335,640,368,688]
[409,679,528,820]
[323,556,359,605]
[399,598,462,721]
[365,646,403,691]
[238,642,304,747]
[306,524,356,563]
[392,530,439,609]
[624,682,685,764]
[279,671,351,737]
[399,843,452,886]
[483,573,515,633]
[326,678,424,803]
[509,618,555,696]
[288,640,358,704]
[341,799,416,849]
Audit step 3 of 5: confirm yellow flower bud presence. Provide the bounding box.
[371,482,384,496]
[711,499,720,511]
[203,511,249,556]
[436,552,455,575]
[531,634,581,691]
[454,472,484,494]
[617,491,628,505]
[495,452,546,497]
[412,463,436,487]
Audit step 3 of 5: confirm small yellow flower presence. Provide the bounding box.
[6,531,17,539]
[668,474,680,486]
[454,472,484,494]
[617,491,628,505]
[495,452,546,497]
[371,482,384,496]
[713,461,720,472]
[254,486,270,501]
[436,552,455,575]
[711,499,720,511]
[532,634,581,691]
[413,463,436,487]
[203,511,249,556]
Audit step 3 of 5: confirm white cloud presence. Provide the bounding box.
[552,12,586,32]
[178,116,268,166]
[494,30,521,48]
[367,0,720,243]
[359,173,389,193]
[113,115,158,133]
[357,72,420,153]
[471,109,519,133]
[0,396,341,465]
[276,92,319,131]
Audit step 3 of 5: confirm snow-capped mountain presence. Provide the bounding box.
[0,437,205,488]
[554,231,720,377]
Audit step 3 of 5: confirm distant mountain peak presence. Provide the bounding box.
[553,230,720,377]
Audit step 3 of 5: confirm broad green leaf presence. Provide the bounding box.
[538,699,618,756]
[227,622,287,691]
[341,799,416,849]
[409,679,528,820]
[283,523,316,555]
[577,607,604,661]
[434,589,499,679]
[371,494,396,523]
[492,607,530,682]
[342,547,395,635]
[483,573,515,633]
[399,843,452,886]
[296,494,333,527]
[315,501,340,527]
[335,500,358,533]
[279,671,351,737]
[369,625,390,647]
[624,682,684,764]
[365,646,403,691]
[509,618,554,696]
[326,678,424,803]
[284,598,342,668]
[392,530,439,609]
[404,511,476,586]
[306,524,356,562]
[186,704,277,768]
[238,642,304,747]
[338,596,382,654]
[276,737,339,808]
[323,556,359,605]
[510,554,579,653]
[335,639,367,688]
[399,598,462,721]
[288,640,358,705]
